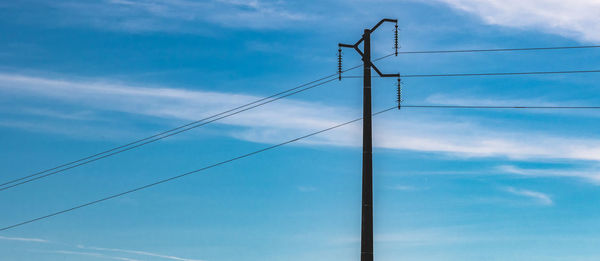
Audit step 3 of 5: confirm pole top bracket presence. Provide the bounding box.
[338,18,399,79]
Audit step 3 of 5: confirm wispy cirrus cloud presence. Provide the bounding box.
[503,186,554,206]
[47,250,142,261]
[41,0,313,32]
[436,0,600,42]
[3,73,600,166]
[425,93,600,118]
[45,247,203,261]
[333,227,472,246]
[387,185,421,191]
[81,246,205,261]
[498,165,600,185]
[5,234,203,261]
[0,235,49,243]
[0,72,349,136]
[426,93,558,107]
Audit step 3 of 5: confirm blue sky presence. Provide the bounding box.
[2,0,600,260]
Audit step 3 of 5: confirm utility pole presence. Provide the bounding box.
[338,19,400,261]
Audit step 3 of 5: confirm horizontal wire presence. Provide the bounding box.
[401,105,600,109]
[6,45,599,229]
[398,45,600,54]
[5,51,587,189]
[0,53,396,192]
[4,45,599,230]
[0,107,397,232]
[342,69,600,78]
[4,102,600,231]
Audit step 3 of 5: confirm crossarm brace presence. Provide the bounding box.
[338,18,399,78]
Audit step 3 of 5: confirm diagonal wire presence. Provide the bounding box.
[0,78,331,188]
[0,106,397,232]
[0,78,336,192]
[3,102,600,231]
[0,53,396,191]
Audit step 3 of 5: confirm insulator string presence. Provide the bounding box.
[397,76,402,110]
[394,24,399,56]
[338,48,343,81]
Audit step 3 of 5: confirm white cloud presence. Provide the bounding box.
[333,228,471,246]
[0,235,49,243]
[0,73,348,136]
[3,73,600,167]
[498,165,600,185]
[504,186,553,206]
[81,246,204,261]
[375,119,600,162]
[1,235,202,261]
[49,0,312,32]
[375,231,467,245]
[437,0,600,42]
[426,93,600,118]
[426,93,558,107]
[47,250,142,261]
[207,0,311,29]
[387,185,420,191]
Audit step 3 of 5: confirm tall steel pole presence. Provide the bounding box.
[360,28,374,261]
[338,19,399,261]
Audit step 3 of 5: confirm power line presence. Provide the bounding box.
[0,53,396,192]
[401,105,600,109]
[0,106,397,232]
[4,44,599,190]
[342,69,600,78]
[0,77,331,189]
[2,53,590,190]
[0,78,336,192]
[4,103,600,231]
[2,65,594,192]
[398,45,600,54]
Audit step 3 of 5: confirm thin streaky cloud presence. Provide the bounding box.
[3,73,600,166]
[498,165,600,185]
[1,236,200,261]
[426,93,559,107]
[333,227,473,246]
[436,0,600,42]
[47,0,313,32]
[0,235,49,243]
[387,185,420,191]
[425,93,600,117]
[48,250,142,261]
[82,246,205,261]
[504,186,554,206]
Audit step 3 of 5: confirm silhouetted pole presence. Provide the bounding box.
[361,28,374,261]
[338,19,399,261]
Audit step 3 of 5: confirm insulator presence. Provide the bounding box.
[396,77,402,110]
[394,24,399,56]
[337,48,342,81]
